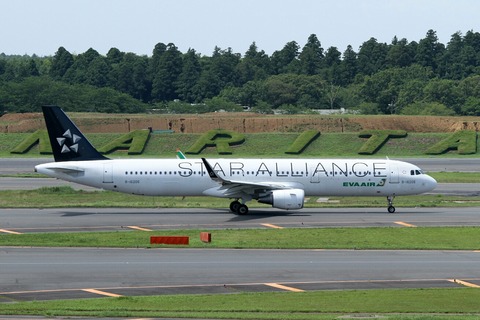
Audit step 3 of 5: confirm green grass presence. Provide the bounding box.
[2,288,480,319]
[3,131,480,158]
[1,227,480,250]
[429,171,480,183]
[426,130,477,155]
[0,186,479,208]
[357,130,407,155]
[0,186,232,208]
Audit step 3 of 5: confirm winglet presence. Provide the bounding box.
[201,158,224,183]
[42,106,109,162]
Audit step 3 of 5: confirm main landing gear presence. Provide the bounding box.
[387,195,396,213]
[230,200,249,215]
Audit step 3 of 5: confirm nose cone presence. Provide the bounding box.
[422,174,437,192]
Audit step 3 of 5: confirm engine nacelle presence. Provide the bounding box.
[258,188,304,210]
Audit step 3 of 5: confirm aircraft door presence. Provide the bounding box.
[389,163,399,184]
[103,163,113,183]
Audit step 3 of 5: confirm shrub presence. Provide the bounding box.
[186,129,245,155]
[97,130,150,155]
[358,130,407,155]
[425,130,477,155]
[285,130,320,154]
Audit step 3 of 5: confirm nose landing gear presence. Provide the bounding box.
[387,195,396,213]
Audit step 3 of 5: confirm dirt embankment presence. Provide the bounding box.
[2,112,480,133]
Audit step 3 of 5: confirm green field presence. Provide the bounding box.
[430,171,480,183]
[2,288,480,319]
[0,186,479,208]
[3,131,480,158]
[1,227,480,250]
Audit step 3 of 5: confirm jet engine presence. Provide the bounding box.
[258,189,304,210]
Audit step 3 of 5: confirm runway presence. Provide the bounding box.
[1,158,480,303]
[1,247,479,302]
[1,207,480,233]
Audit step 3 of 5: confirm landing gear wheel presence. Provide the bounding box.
[387,195,396,213]
[237,204,249,215]
[230,200,241,213]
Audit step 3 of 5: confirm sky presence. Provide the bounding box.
[1,0,479,57]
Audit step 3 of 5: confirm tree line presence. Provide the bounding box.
[1,29,480,115]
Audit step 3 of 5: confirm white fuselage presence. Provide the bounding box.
[35,158,437,198]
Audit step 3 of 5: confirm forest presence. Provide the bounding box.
[1,29,480,115]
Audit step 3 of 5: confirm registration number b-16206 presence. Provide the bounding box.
[125,180,140,184]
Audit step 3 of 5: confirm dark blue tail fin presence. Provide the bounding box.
[42,106,108,162]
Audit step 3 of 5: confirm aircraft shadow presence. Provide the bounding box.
[58,207,434,217]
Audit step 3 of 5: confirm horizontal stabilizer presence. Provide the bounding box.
[46,166,85,173]
[35,163,85,175]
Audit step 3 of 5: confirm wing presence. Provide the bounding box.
[201,158,300,198]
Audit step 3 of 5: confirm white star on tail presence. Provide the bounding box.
[57,130,82,154]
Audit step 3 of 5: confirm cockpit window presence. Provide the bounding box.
[410,169,424,175]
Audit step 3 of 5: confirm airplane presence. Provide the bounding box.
[35,106,437,215]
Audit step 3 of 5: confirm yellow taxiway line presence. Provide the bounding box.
[394,221,417,228]
[82,288,123,297]
[264,283,305,292]
[449,279,480,288]
[0,228,22,235]
[127,226,153,231]
[261,223,284,229]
